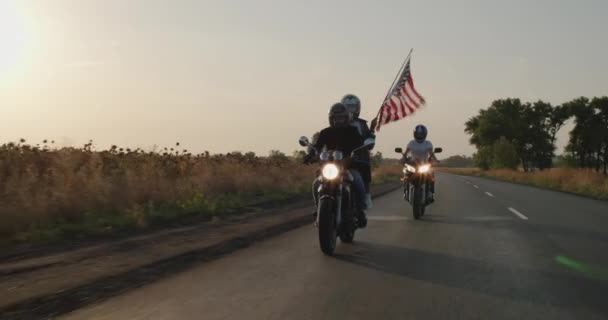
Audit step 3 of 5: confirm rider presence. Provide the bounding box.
[305,102,368,228]
[341,94,375,209]
[403,124,438,201]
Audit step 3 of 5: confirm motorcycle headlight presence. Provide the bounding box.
[321,163,340,180]
[405,164,416,173]
[332,150,343,161]
[418,164,431,173]
[319,151,330,161]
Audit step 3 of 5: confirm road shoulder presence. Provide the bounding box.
[0,183,400,319]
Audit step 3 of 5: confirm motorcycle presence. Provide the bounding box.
[299,136,373,256]
[394,147,442,219]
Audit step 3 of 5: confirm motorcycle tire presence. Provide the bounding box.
[318,198,338,255]
[413,187,424,220]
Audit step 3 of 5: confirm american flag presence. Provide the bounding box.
[374,57,426,131]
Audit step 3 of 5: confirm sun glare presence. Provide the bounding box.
[0,2,29,77]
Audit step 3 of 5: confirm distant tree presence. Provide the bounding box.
[380,158,401,165]
[292,150,306,163]
[440,155,475,168]
[565,96,608,174]
[371,151,383,168]
[598,97,608,175]
[520,101,559,170]
[548,105,571,147]
[465,98,564,171]
[465,99,527,148]
[565,97,594,168]
[268,150,289,164]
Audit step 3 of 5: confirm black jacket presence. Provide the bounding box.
[311,126,364,157]
[351,118,373,143]
[350,118,374,161]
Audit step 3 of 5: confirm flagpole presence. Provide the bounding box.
[372,48,414,132]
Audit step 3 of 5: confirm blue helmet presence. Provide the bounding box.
[414,124,428,142]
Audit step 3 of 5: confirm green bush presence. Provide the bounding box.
[474,146,493,170]
[492,137,520,169]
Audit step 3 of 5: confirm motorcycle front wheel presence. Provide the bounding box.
[412,187,424,220]
[339,190,356,243]
[318,198,338,255]
[339,211,355,243]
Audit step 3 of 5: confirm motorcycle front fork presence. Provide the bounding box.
[404,181,432,202]
[404,181,414,202]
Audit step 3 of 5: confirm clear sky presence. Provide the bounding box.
[1,0,607,157]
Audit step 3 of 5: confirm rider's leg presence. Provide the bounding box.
[404,172,412,199]
[361,164,373,208]
[350,170,368,228]
[361,164,372,191]
[429,171,436,201]
[312,177,321,215]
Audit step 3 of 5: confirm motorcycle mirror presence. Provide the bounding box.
[434,147,443,154]
[394,147,403,154]
[298,136,310,147]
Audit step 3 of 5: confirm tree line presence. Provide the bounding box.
[465,96,608,174]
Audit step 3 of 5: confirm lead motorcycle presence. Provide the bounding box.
[394,147,442,219]
[299,136,372,256]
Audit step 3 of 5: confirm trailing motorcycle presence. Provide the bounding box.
[299,136,372,256]
[394,147,442,219]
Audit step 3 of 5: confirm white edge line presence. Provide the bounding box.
[508,207,528,220]
[473,185,479,189]
[485,192,494,197]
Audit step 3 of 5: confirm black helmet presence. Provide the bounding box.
[414,124,428,142]
[341,94,361,119]
[329,102,352,128]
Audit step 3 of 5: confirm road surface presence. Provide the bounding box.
[63,173,608,320]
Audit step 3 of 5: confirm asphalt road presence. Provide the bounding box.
[63,172,608,320]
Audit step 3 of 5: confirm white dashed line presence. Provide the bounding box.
[464,216,511,221]
[485,192,494,197]
[508,207,528,220]
[473,185,479,189]
[368,216,409,221]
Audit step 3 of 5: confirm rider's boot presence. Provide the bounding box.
[357,209,368,228]
[364,193,373,209]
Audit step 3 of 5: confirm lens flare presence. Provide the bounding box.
[555,255,608,281]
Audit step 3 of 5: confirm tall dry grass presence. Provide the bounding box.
[438,167,608,200]
[372,163,403,183]
[0,140,402,245]
[0,141,315,244]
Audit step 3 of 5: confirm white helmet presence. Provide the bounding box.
[341,94,361,119]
